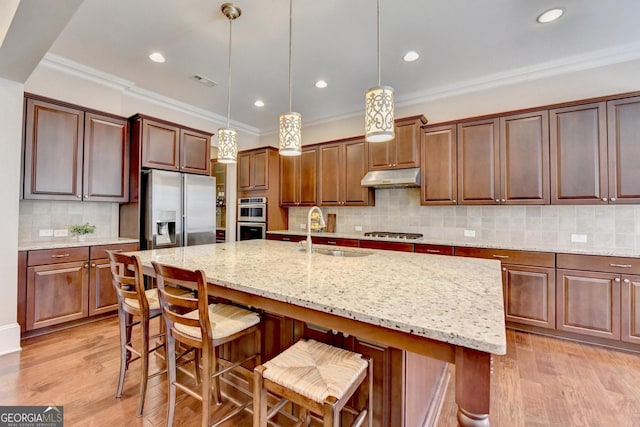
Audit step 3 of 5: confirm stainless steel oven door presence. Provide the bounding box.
[237,203,266,222]
[237,222,266,240]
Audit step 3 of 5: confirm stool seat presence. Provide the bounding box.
[175,303,260,340]
[263,339,368,403]
[124,288,160,311]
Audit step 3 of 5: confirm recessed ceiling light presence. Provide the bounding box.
[254,100,265,107]
[315,80,328,89]
[536,8,564,24]
[149,52,166,63]
[403,51,419,62]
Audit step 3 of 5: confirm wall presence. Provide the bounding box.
[0,78,24,355]
[288,189,640,252]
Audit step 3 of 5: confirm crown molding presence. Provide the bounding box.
[39,53,260,136]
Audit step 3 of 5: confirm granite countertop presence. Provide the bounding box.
[267,230,640,258]
[19,236,139,251]
[129,240,507,355]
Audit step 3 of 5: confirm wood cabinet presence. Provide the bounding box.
[312,237,359,247]
[457,111,549,205]
[606,96,640,204]
[238,148,269,191]
[280,146,318,207]
[359,240,414,252]
[621,274,640,345]
[23,97,130,202]
[266,233,306,243]
[550,102,608,204]
[23,242,138,333]
[421,125,457,205]
[138,116,211,175]
[414,244,454,256]
[369,115,426,170]
[17,251,27,332]
[456,247,556,329]
[318,138,373,206]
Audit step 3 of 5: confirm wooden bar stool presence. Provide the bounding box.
[109,251,167,416]
[152,261,261,427]
[253,339,373,427]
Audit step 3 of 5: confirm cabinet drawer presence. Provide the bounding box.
[455,247,555,268]
[313,237,359,247]
[267,234,306,243]
[556,253,640,275]
[28,246,89,266]
[359,240,414,252]
[414,244,454,256]
[90,242,139,260]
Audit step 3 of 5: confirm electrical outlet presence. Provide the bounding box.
[463,229,476,238]
[571,233,587,243]
[54,229,68,237]
[299,223,306,229]
[354,225,363,232]
[39,229,53,237]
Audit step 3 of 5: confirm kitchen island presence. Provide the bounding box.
[128,239,506,426]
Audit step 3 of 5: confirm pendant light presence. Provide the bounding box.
[365,0,395,143]
[279,0,302,156]
[217,3,241,164]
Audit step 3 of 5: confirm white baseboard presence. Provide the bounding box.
[0,322,22,356]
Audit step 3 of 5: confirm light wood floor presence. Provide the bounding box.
[2,318,640,426]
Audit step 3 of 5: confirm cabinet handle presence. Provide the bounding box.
[83,264,89,268]
[327,241,337,245]
[51,253,70,258]
[495,199,500,203]
[492,255,509,259]
[614,277,621,282]
[611,197,616,202]
[502,267,507,271]
[76,194,81,198]
[602,197,608,202]
[452,199,457,203]
[91,263,96,267]
[624,279,631,284]
[501,199,506,202]
[425,249,441,253]
[610,263,632,268]
[282,237,291,241]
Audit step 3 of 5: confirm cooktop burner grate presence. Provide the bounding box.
[363,231,423,240]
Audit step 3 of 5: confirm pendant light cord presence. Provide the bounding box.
[226,17,233,129]
[377,0,381,87]
[288,0,293,112]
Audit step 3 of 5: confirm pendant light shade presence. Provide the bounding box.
[279,0,302,156]
[365,0,395,143]
[217,3,241,164]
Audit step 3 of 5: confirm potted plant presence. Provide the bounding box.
[69,222,96,241]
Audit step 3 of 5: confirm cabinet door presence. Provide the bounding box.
[180,129,210,175]
[23,99,84,200]
[343,138,372,205]
[252,150,268,190]
[83,113,129,202]
[17,251,27,332]
[621,274,640,345]
[368,140,393,170]
[500,111,549,204]
[394,118,421,169]
[502,264,555,329]
[556,269,620,340]
[550,102,607,204]
[238,152,253,190]
[457,119,500,205]
[141,119,180,171]
[89,259,117,316]
[26,261,89,330]
[318,143,342,205]
[421,125,457,205]
[279,154,298,206]
[299,148,318,206]
[607,96,640,204]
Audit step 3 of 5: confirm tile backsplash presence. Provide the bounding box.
[19,200,119,241]
[288,188,640,251]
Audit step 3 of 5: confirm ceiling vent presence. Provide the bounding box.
[190,74,217,87]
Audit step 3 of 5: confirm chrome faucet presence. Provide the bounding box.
[306,206,326,254]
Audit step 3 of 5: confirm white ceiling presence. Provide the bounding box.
[5,0,640,135]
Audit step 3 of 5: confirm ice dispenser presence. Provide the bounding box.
[155,210,177,246]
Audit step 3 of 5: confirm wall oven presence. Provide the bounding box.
[237,197,267,241]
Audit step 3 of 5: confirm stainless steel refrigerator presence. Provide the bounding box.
[142,169,216,249]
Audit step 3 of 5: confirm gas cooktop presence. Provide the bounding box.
[363,231,424,240]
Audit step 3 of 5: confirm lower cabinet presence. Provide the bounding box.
[621,274,640,345]
[23,242,138,333]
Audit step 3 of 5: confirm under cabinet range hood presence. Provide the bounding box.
[360,168,420,188]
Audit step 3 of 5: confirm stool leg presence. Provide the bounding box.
[166,333,177,427]
[202,348,212,427]
[137,315,150,416]
[253,366,267,427]
[115,307,127,398]
[367,359,374,427]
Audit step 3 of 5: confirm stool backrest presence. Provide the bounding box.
[152,261,213,345]
[108,251,147,313]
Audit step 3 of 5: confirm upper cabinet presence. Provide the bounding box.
[318,138,373,206]
[421,125,457,205]
[23,97,130,202]
[607,96,640,204]
[550,102,607,204]
[137,116,211,175]
[457,118,500,205]
[280,147,318,207]
[368,115,427,170]
[238,148,270,191]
